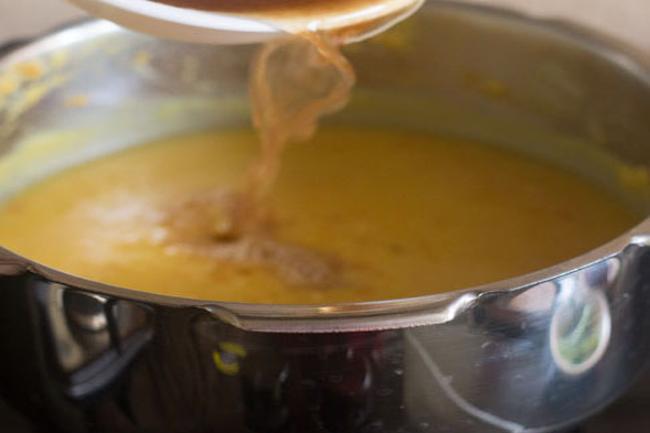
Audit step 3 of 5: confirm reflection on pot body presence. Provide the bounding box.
[1,249,650,432]
[45,286,153,398]
[403,258,630,433]
[550,267,613,376]
[2,2,650,432]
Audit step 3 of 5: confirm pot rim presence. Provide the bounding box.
[1,2,650,332]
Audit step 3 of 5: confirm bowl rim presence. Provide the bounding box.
[1,1,650,332]
[65,0,424,44]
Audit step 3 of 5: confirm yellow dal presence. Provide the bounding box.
[0,127,637,303]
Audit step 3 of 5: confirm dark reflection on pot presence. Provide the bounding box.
[0,275,154,433]
[190,319,405,433]
[38,285,154,399]
[0,247,650,433]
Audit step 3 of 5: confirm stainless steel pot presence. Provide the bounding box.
[1,2,650,432]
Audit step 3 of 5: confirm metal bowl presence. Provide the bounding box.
[1,2,650,432]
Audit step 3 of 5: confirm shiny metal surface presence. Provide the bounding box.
[1,2,650,432]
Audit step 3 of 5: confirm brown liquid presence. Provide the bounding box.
[234,32,355,234]
[224,0,418,234]
[167,0,420,287]
[155,0,384,14]
[149,59,347,288]
[185,31,356,288]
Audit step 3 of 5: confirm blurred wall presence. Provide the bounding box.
[0,0,86,41]
[474,0,650,52]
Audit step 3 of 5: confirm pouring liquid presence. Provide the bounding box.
[149,0,424,288]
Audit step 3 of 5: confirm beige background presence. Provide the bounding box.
[0,0,648,50]
[0,1,85,41]
[472,0,650,52]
